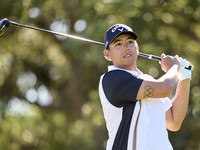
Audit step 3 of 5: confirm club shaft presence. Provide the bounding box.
[138,52,161,61]
[6,21,164,61]
[9,21,104,46]
[10,21,162,61]
[2,19,193,70]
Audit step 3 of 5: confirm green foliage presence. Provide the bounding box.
[0,0,200,149]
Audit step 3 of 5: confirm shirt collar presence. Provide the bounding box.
[108,65,143,77]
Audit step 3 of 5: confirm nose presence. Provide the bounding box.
[123,43,129,51]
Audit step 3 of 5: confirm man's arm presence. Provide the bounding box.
[165,58,192,131]
[136,54,180,100]
[165,79,190,131]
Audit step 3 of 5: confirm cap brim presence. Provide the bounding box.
[118,31,137,39]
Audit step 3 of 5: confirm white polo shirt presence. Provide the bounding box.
[99,66,173,150]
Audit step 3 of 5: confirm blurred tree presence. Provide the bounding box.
[0,0,199,149]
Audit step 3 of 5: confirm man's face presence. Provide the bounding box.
[104,34,139,71]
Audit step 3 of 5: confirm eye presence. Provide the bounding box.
[115,42,122,46]
[128,40,134,44]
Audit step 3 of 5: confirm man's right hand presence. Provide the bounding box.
[160,53,180,73]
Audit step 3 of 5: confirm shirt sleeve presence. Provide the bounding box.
[162,97,172,112]
[102,70,143,108]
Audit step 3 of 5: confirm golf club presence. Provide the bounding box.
[0,18,193,70]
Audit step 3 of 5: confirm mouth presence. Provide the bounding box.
[123,53,132,58]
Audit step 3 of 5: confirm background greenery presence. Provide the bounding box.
[0,0,200,149]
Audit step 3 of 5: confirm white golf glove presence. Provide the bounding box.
[177,57,191,81]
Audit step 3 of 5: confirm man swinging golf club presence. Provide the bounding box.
[0,18,193,149]
[99,24,192,150]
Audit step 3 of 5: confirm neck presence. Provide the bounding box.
[114,64,138,72]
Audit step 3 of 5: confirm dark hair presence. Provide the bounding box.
[107,45,110,50]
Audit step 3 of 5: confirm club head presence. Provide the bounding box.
[0,18,10,36]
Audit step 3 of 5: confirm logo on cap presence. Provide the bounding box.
[111,25,127,33]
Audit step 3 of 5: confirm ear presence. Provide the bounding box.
[104,49,112,61]
[136,41,139,51]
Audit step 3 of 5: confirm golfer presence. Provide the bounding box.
[98,24,192,150]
